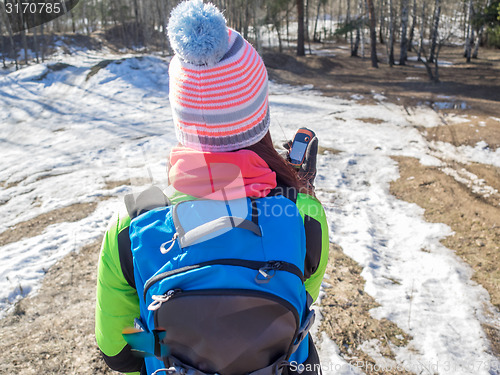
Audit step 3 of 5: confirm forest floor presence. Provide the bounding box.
[0,42,499,374]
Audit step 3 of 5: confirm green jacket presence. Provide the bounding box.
[95,189,329,374]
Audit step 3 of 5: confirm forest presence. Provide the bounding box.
[0,0,499,73]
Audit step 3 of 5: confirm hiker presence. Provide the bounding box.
[95,1,329,374]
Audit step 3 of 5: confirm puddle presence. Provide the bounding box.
[432,101,468,110]
[418,100,469,110]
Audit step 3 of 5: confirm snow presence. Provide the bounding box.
[407,56,454,66]
[1,51,499,374]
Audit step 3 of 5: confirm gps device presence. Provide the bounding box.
[289,128,316,167]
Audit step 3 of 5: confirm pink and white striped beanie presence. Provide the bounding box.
[167,0,270,152]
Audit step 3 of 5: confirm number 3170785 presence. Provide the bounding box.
[5,2,62,14]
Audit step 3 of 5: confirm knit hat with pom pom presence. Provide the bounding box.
[167,0,270,152]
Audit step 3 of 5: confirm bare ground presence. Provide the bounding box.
[0,202,98,247]
[1,43,499,373]
[390,156,500,356]
[319,244,414,375]
[0,239,113,375]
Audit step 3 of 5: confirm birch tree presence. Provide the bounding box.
[313,0,327,42]
[388,0,396,66]
[428,0,441,63]
[464,0,474,62]
[379,0,386,43]
[417,0,427,60]
[399,0,409,65]
[408,0,417,50]
[347,0,354,53]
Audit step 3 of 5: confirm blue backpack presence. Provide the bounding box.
[128,194,315,375]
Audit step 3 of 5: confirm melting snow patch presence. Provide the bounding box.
[373,93,387,101]
[317,333,365,375]
[441,167,499,199]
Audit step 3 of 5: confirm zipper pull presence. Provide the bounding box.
[148,289,181,311]
[255,261,281,284]
[160,233,179,254]
[269,261,283,270]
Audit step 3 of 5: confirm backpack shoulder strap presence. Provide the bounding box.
[124,185,170,219]
[267,183,298,203]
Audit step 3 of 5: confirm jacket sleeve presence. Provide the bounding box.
[95,211,143,375]
[296,193,329,302]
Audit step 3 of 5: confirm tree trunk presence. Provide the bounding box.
[1,1,18,69]
[158,0,169,55]
[254,0,262,54]
[277,24,283,52]
[464,0,473,62]
[433,41,442,83]
[33,24,40,64]
[473,26,483,58]
[379,0,386,44]
[367,0,378,67]
[18,0,29,65]
[400,0,409,65]
[347,0,353,51]
[336,0,341,36]
[352,24,360,57]
[297,0,305,55]
[428,0,441,63]
[417,0,426,61]
[305,0,310,42]
[40,20,45,62]
[286,5,290,48]
[360,0,365,58]
[388,0,395,66]
[133,0,142,45]
[313,0,322,42]
[100,0,107,29]
[0,11,6,68]
[70,7,76,33]
[408,0,417,51]
[82,0,90,35]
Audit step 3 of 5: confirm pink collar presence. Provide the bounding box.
[168,146,277,200]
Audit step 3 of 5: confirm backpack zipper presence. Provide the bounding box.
[149,288,300,326]
[143,259,304,301]
[148,288,182,311]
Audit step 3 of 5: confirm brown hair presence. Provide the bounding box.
[244,132,314,196]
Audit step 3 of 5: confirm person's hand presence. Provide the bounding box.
[282,136,318,188]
